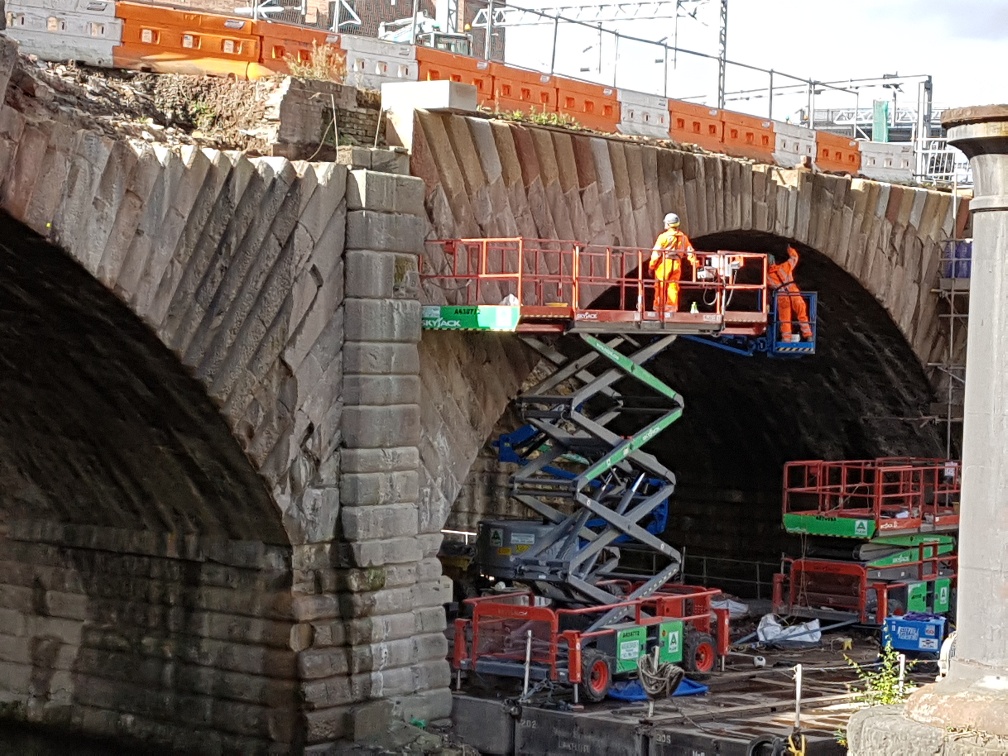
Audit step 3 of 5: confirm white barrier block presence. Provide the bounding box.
[773,121,816,168]
[344,50,419,91]
[617,88,670,138]
[8,0,115,18]
[5,5,121,65]
[6,29,118,65]
[858,140,914,183]
[341,34,416,61]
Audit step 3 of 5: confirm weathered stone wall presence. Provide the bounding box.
[0,34,449,751]
[0,525,296,751]
[267,79,384,159]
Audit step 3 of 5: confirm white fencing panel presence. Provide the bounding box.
[341,36,418,91]
[6,0,120,66]
[617,89,669,139]
[858,140,914,184]
[773,121,816,168]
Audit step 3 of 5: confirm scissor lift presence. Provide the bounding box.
[773,457,961,626]
[422,237,816,695]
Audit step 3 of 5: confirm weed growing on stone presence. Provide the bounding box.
[287,42,347,83]
[503,106,581,129]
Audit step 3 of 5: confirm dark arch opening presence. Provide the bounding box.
[0,212,297,751]
[0,211,283,542]
[635,231,944,593]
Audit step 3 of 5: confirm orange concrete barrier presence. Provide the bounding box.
[415,46,493,106]
[721,111,774,162]
[114,2,259,78]
[669,100,723,152]
[489,63,556,116]
[554,77,619,132]
[253,21,333,77]
[815,131,862,174]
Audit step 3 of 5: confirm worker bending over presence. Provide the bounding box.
[649,213,696,313]
[767,245,813,341]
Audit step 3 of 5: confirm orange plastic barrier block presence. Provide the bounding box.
[721,111,774,162]
[554,77,618,133]
[815,131,862,174]
[118,2,255,37]
[254,22,334,76]
[489,63,556,116]
[115,3,259,77]
[415,47,493,105]
[669,100,723,151]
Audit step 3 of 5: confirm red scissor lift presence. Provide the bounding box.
[421,237,786,338]
[423,239,780,700]
[452,584,730,703]
[774,457,960,625]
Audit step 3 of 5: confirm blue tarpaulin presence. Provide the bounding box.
[607,677,708,702]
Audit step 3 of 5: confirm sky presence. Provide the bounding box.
[502,0,1008,123]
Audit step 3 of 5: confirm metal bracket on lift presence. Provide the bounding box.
[508,333,684,631]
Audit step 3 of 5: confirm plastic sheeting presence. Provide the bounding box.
[757,614,821,646]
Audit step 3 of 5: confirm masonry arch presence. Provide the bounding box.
[419,115,962,569]
[443,232,944,592]
[0,212,305,751]
[0,213,283,539]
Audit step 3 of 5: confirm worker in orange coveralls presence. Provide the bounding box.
[649,213,696,313]
[767,245,813,341]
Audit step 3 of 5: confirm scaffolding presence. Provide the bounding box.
[929,237,971,457]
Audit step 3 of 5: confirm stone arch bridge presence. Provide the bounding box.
[0,45,968,752]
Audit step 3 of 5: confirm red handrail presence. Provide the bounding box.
[422,238,770,323]
[782,458,960,532]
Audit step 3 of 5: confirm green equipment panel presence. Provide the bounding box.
[615,626,646,673]
[658,620,683,664]
[782,513,876,539]
[932,578,952,614]
[421,305,521,332]
[906,581,929,613]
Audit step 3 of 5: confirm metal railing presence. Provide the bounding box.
[421,237,771,318]
[783,458,961,535]
[916,137,972,187]
[680,550,779,600]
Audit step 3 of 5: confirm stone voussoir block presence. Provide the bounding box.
[344,298,421,344]
[340,503,419,541]
[345,210,426,254]
[343,374,420,407]
[342,404,420,449]
[347,169,425,216]
[284,486,340,545]
[341,446,419,474]
[340,470,420,508]
[343,342,419,375]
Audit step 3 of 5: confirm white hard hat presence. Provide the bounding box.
[663,212,680,228]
